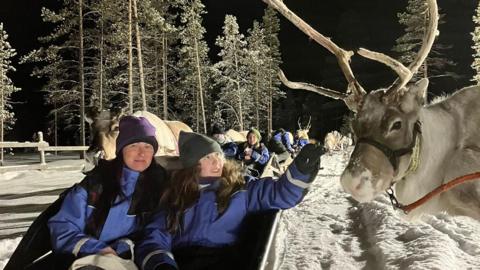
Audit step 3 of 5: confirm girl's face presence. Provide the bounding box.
[247,133,257,146]
[198,152,224,177]
[122,142,154,172]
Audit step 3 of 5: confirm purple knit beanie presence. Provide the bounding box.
[115,116,158,154]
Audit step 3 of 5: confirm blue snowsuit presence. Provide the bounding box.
[48,165,164,258]
[135,163,314,270]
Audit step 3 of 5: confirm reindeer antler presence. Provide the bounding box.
[263,0,366,112]
[262,0,439,109]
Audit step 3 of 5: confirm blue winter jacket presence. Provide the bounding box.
[237,143,270,166]
[273,131,294,153]
[48,167,143,257]
[135,163,313,270]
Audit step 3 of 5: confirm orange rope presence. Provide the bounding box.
[400,172,480,214]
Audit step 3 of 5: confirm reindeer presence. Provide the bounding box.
[85,106,192,162]
[324,130,352,152]
[262,0,480,219]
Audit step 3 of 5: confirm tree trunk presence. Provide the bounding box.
[162,35,168,119]
[268,77,273,138]
[233,45,243,131]
[132,0,146,110]
[128,0,133,113]
[79,0,86,156]
[254,66,260,129]
[193,37,207,133]
[0,65,4,165]
[154,42,160,116]
[99,17,104,110]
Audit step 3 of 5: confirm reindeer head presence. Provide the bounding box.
[296,116,311,140]
[262,0,438,202]
[85,104,127,161]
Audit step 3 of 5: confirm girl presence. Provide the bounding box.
[136,131,324,270]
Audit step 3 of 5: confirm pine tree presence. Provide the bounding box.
[176,0,212,133]
[21,2,85,144]
[393,0,456,82]
[472,1,480,84]
[245,21,270,131]
[214,15,251,131]
[138,0,181,119]
[261,7,283,136]
[0,23,20,163]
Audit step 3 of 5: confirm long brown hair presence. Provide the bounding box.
[162,155,245,233]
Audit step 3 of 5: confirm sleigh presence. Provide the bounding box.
[4,154,288,270]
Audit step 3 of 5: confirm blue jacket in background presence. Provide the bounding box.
[273,131,294,153]
[135,163,314,270]
[48,167,143,257]
[295,138,309,150]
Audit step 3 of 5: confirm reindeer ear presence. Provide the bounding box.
[410,78,428,104]
[400,78,428,113]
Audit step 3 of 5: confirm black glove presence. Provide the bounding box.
[294,143,325,175]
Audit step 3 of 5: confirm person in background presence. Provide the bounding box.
[268,128,295,163]
[236,128,269,176]
[47,116,168,269]
[135,131,325,270]
[272,128,295,155]
[210,123,238,159]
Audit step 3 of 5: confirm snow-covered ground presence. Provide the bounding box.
[1,150,480,270]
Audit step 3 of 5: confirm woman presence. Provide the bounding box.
[47,116,168,269]
[136,131,324,270]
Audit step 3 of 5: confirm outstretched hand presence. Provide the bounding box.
[294,143,325,175]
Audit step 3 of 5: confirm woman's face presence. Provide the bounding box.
[122,142,154,172]
[198,152,224,177]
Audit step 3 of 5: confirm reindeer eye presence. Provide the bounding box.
[390,121,402,131]
[111,124,119,132]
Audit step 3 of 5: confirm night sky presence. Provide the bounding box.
[0,0,477,142]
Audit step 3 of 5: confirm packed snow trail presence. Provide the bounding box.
[2,151,480,270]
[272,150,480,270]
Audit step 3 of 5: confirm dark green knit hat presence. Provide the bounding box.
[178,131,223,168]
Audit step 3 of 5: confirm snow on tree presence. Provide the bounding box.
[214,15,252,131]
[261,7,284,136]
[472,1,480,84]
[0,23,20,149]
[20,2,87,144]
[393,0,456,83]
[245,21,270,131]
[174,0,212,133]
[138,0,182,119]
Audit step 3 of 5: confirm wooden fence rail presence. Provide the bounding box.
[0,131,88,171]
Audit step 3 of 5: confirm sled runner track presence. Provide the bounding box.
[0,188,67,200]
[274,150,367,269]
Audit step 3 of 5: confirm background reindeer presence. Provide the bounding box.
[85,106,192,162]
[262,0,480,219]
